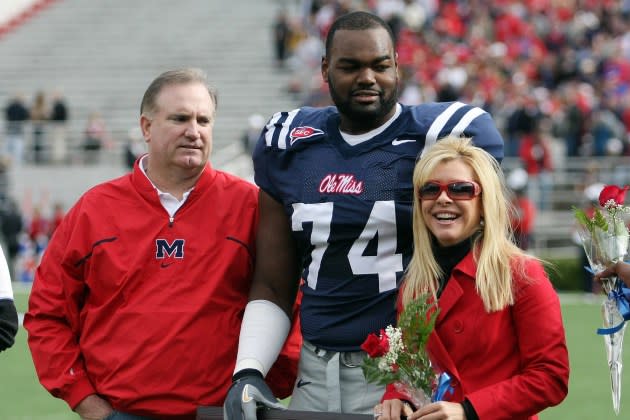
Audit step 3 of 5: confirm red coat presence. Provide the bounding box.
[384,253,569,419]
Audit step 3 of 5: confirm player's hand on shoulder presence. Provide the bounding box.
[223,369,286,420]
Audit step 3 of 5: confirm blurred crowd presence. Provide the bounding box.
[4,1,630,284]
[0,194,64,284]
[4,90,69,164]
[274,0,630,165]
[263,0,630,259]
[2,90,125,166]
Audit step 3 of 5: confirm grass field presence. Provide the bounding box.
[1,289,629,419]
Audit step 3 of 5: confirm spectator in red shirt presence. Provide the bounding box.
[28,206,48,243]
[507,168,536,250]
[49,202,64,237]
[519,120,554,210]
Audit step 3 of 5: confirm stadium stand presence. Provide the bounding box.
[0,0,298,206]
[2,0,629,260]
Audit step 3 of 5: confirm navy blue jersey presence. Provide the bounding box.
[253,102,504,351]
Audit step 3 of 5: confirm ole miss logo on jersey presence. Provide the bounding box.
[319,174,364,195]
[289,126,323,146]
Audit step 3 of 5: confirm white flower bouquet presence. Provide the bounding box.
[574,184,630,415]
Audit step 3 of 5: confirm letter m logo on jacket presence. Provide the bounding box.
[155,239,185,258]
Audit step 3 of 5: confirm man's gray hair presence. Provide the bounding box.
[140,68,218,116]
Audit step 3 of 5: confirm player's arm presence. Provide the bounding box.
[224,190,301,420]
[249,190,301,316]
[234,189,301,373]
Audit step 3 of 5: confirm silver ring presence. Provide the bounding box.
[373,412,382,418]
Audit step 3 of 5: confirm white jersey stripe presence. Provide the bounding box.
[264,112,284,147]
[425,101,466,145]
[277,109,300,150]
[450,107,486,137]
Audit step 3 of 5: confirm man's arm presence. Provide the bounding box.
[224,190,302,420]
[234,190,301,375]
[249,190,301,316]
[23,208,98,410]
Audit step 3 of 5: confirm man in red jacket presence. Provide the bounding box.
[25,68,300,420]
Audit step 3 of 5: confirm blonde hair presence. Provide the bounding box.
[402,136,529,312]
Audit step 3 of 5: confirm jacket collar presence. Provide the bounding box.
[131,154,216,205]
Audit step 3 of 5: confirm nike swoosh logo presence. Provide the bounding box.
[391,138,416,146]
[242,384,253,402]
[297,379,312,388]
[160,262,173,268]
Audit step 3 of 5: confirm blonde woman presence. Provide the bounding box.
[376,136,569,420]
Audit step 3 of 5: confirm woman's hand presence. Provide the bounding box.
[406,401,465,420]
[375,399,414,420]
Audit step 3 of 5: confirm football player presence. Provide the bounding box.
[224,11,504,419]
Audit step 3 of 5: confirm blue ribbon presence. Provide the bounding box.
[432,372,454,402]
[596,280,630,336]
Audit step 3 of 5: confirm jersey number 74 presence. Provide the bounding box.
[292,201,403,293]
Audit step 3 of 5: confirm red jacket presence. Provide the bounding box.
[25,161,300,419]
[383,253,569,419]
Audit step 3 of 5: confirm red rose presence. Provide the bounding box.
[599,185,630,207]
[361,329,389,357]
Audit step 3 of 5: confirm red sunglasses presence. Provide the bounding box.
[417,180,481,201]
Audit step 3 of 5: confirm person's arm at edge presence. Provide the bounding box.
[594,260,630,284]
[0,298,17,351]
[0,245,17,352]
